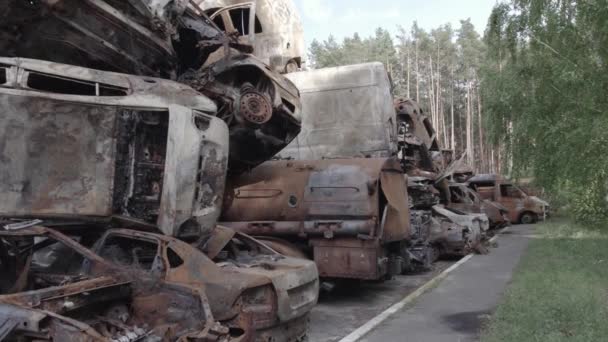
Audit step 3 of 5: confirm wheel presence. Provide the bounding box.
[520,212,537,225]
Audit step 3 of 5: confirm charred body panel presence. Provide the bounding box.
[278,63,397,160]
[1,0,302,174]
[0,226,240,342]
[0,0,227,77]
[0,58,228,237]
[220,158,415,280]
[394,98,441,154]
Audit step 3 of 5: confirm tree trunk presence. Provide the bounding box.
[415,39,419,102]
[429,56,436,129]
[450,67,455,150]
[406,40,411,99]
[477,86,484,172]
[466,82,473,166]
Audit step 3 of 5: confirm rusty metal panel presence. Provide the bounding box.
[222,158,390,223]
[280,63,396,160]
[310,238,385,280]
[221,158,411,241]
[0,94,117,217]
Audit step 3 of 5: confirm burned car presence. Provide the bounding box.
[197,0,306,73]
[0,0,302,173]
[447,183,510,229]
[0,224,319,342]
[0,226,242,342]
[0,58,229,238]
[430,205,488,258]
[91,226,319,342]
[468,174,549,224]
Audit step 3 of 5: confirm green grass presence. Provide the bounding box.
[481,219,608,342]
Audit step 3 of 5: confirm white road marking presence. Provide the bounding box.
[338,226,510,342]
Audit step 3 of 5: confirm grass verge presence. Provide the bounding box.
[481,219,608,342]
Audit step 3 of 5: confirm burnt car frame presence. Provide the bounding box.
[446,183,510,229]
[0,58,229,238]
[197,0,306,73]
[0,224,319,342]
[468,174,549,224]
[0,226,242,342]
[90,226,319,342]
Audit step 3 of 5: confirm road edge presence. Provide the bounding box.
[337,226,511,342]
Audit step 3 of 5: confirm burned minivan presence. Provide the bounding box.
[0,58,228,238]
[468,174,549,224]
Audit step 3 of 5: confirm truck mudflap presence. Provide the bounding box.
[310,238,388,280]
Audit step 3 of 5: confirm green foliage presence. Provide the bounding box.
[308,28,398,71]
[481,219,608,342]
[481,0,608,224]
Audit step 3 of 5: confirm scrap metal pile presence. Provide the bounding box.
[0,1,549,341]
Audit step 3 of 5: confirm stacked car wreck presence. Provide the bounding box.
[220,63,498,285]
[0,1,319,341]
[0,0,550,341]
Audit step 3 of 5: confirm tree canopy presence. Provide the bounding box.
[482,0,608,223]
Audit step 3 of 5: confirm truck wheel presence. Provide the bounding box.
[520,212,537,225]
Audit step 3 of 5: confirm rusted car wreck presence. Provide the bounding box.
[221,63,494,282]
[0,226,240,342]
[0,225,318,341]
[222,63,433,281]
[468,174,549,224]
[0,56,318,341]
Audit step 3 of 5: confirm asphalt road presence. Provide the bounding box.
[308,225,533,342]
[309,261,454,342]
[361,224,534,342]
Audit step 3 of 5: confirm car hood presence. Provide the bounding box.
[433,205,490,232]
[218,255,319,322]
[530,196,550,207]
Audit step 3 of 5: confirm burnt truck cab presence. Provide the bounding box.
[221,158,413,280]
[447,183,510,229]
[0,58,228,238]
[198,0,306,73]
[467,174,549,224]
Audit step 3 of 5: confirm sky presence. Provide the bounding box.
[292,0,498,46]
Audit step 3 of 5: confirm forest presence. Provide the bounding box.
[308,0,608,224]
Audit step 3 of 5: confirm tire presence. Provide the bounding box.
[520,212,537,225]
